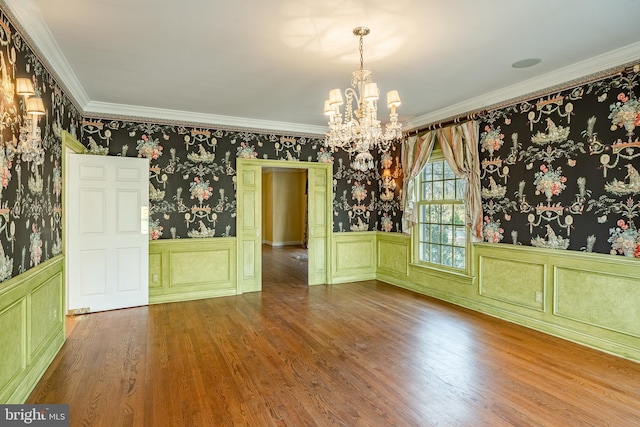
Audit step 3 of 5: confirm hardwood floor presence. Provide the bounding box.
[28,245,640,426]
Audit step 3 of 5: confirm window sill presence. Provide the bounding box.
[408,262,475,284]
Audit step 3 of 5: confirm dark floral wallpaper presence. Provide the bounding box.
[0,11,81,283]
[478,65,640,257]
[80,120,405,240]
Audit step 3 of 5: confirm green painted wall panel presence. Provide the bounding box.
[0,300,25,394]
[377,238,409,277]
[29,275,63,360]
[331,232,376,283]
[0,256,64,403]
[170,250,231,286]
[149,239,237,304]
[149,253,162,289]
[555,266,640,338]
[479,256,545,311]
[336,241,374,270]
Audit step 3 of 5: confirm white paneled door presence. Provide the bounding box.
[67,154,149,313]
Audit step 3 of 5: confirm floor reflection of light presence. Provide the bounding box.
[278,0,412,63]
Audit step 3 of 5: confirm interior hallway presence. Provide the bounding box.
[28,246,640,426]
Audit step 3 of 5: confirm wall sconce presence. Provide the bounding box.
[15,77,45,166]
[380,168,397,201]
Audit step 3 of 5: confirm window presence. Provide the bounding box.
[415,153,467,270]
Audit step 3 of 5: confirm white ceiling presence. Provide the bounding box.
[4,0,640,135]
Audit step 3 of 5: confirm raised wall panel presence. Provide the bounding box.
[377,238,409,277]
[29,275,63,360]
[478,256,545,311]
[331,233,376,283]
[555,266,640,338]
[149,252,163,289]
[170,249,232,287]
[0,257,64,403]
[336,241,374,270]
[0,300,25,393]
[149,239,237,304]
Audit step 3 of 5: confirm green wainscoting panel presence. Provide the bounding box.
[376,232,410,278]
[149,252,162,289]
[0,256,65,403]
[0,300,25,400]
[331,232,376,283]
[478,255,546,311]
[29,275,64,362]
[555,266,640,338]
[149,238,237,304]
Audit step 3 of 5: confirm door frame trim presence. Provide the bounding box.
[236,159,333,292]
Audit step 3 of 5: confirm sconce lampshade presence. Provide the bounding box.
[15,78,35,96]
[26,97,46,115]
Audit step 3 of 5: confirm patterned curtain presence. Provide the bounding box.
[401,131,437,233]
[437,121,482,242]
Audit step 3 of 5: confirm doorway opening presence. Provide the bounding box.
[236,158,331,293]
[261,167,308,290]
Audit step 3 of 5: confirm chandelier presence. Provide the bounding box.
[323,27,402,172]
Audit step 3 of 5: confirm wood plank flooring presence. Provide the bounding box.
[28,245,640,426]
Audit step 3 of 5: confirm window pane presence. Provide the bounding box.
[433,161,443,180]
[420,205,429,224]
[456,179,467,199]
[421,243,430,262]
[429,205,440,223]
[444,180,456,199]
[430,225,441,244]
[454,247,466,269]
[420,223,430,241]
[422,182,432,200]
[443,162,456,179]
[432,181,443,200]
[454,204,465,225]
[442,225,453,245]
[422,162,432,180]
[430,245,441,264]
[442,205,453,224]
[442,246,453,267]
[453,226,466,246]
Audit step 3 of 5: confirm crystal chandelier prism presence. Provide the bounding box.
[323,27,402,172]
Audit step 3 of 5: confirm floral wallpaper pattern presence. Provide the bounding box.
[0,11,81,283]
[80,119,405,241]
[478,65,640,257]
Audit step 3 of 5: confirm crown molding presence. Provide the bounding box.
[403,41,640,130]
[84,101,328,136]
[1,0,90,109]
